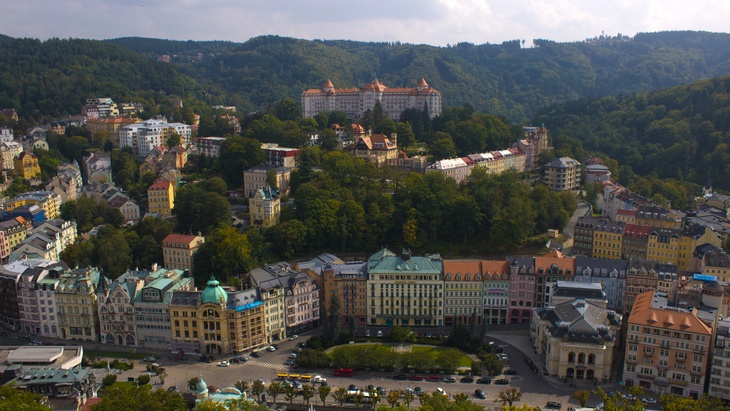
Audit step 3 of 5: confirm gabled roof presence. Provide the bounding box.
[629,291,712,334]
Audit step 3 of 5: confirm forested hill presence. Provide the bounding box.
[0,37,217,120]
[533,74,730,190]
[106,31,730,121]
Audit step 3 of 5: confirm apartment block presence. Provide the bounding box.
[162,233,205,273]
[544,157,581,191]
[443,260,487,327]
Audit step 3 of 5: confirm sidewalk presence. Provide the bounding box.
[489,328,618,393]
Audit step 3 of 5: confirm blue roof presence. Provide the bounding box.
[234,301,263,312]
[694,274,718,282]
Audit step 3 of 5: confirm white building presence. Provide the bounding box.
[134,268,193,350]
[119,117,192,158]
[16,260,68,337]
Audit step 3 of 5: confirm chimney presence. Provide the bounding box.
[390,133,397,147]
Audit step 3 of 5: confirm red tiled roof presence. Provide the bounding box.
[617,209,637,216]
[163,233,202,244]
[148,181,171,190]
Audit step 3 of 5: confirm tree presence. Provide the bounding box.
[573,389,590,407]
[301,385,315,404]
[326,289,342,345]
[266,382,282,403]
[333,387,348,406]
[192,226,252,286]
[95,227,132,279]
[265,168,278,190]
[273,98,300,121]
[102,374,118,387]
[282,383,297,403]
[217,136,265,187]
[317,385,331,405]
[403,390,416,409]
[318,128,339,151]
[387,390,401,408]
[91,384,187,411]
[435,348,462,374]
[234,380,249,395]
[166,132,182,149]
[172,185,232,235]
[251,380,265,399]
[429,132,457,160]
[265,220,308,259]
[495,388,522,407]
[396,121,416,150]
[391,325,412,343]
[0,384,53,411]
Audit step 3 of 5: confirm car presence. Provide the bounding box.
[288,335,299,341]
[435,387,447,396]
[524,358,534,367]
[284,359,296,366]
[504,369,517,376]
[476,377,491,384]
[475,389,486,399]
[409,375,423,381]
[143,356,157,362]
[312,375,327,384]
[460,376,474,383]
[414,387,424,396]
[293,347,303,353]
[427,375,441,382]
[493,345,505,353]
[498,354,510,362]
[622,394,636,400]
[442,376,457,383]
[494,379,509,385]
[348,384,358,391]
[238,355,250,362]
[229,357,240,364]
[545,401,562,409]
[267,346,276,352]
[250,352,260,358]
[377,387,386,395]
[296,342,307,348]
[377,330,383,337]
[641,397,657,404]
[31,339,43,346]
[167,386,179,393]
[217,360,230,367]
[365,330,371,337]
[289,353,297,359]
[393,375,408,380]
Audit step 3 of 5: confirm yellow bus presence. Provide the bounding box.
[277,373,289,380]
[289,373,300,380]
[300,374,312,382]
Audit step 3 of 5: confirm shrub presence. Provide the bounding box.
[137,375,151,385]
[102,374,117,387]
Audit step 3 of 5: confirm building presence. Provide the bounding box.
[0,259,65,333]
[13,151,40,179]
[696,245,730,282]
[533,252,576,308]
[119,117,192,158]
[709,319,730,401]
[636,205,682,229]
[351,133,399,167]
[82,152,112,184]
[147,181,175,216]
[85,117,140,146]
[443,260,486,328]
[622,224,650,261]
[0,126,13,143]
[386,151,429,173]
[55,267,104,342]
[301,77,442,120]
[249,185,280,228]
[83,97,119,118]
[97,269,146,346]
[551,281,608,308]
[592,220,626,260]
[45,174,78,203]
[623,291,712,398]
[646,228,682,265]
[574,257,628,312]
[0,218,28,262]
[366,248,444,328]
[601,183,652,221]
[0,141,23,170]
[252,272,287,344]
[425,158,470,184]
[162,233,205,273]
[676,225,722,271]
[624,261,675,313]
[262,143,300,168]
[585,162,612,184]
[133,267,193,350]
[197,137,227,158]
[243,166,291,197]
[321,260,368,332]
[508,257,536,323]
[6,191,62,221]
[531,298,621,382]
[170,276,266,355]
[482,260,511,326]
[515,126,550,170]
[616,209,637,224]
[544,157,581,191]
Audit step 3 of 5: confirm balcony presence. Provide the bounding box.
[626,358,637,365]
[691,370,704,377]
[670,378,688,386]
[675,357,687,363]
[638,371,655,380]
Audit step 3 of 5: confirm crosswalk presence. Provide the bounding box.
[246,360,289,371]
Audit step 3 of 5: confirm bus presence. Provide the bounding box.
[277,373,289,380]
[333,368,354,377]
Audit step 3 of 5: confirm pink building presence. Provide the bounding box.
[508,257,535,323]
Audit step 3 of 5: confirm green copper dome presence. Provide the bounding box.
[200,276,228,305]
[195,376,208,395]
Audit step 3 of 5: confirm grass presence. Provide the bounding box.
[410,346,473,367]
[85,350,153,360]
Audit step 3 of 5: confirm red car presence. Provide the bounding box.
[426,375,441,382]
[409,375,424,381]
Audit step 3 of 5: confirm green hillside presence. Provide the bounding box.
[533,74,730,190]
[108,31,730,121]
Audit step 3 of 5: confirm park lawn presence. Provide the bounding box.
[85,350,152,360]
[410,346,472,367]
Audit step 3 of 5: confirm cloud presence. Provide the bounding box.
[1,0,729,46]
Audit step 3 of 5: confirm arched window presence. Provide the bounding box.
[588,354,595,364]
[174,320,179,327]
[568,352,575,363]
[578,353,586,364]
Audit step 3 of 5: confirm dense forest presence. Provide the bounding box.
[107,31,730,120]
[534,74,730,191]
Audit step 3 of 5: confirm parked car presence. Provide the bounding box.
[348,384,358,391]
[460,376,474,383]
[365,330,371,337]
[494,379,509,385]
[641,397,657,404]
[409,375,423,381]
[442,376,457,383]
[504,369,517,376]
[288,335,299,341]
[289,353,297,359]
[296,342,307,348]
[524,358,534,367]
[267,346,276,352]
[475,389,487,399]
[377,330,383,337]
[393,375,408,380]
[251,352,261,358]
[167,386,179,393]
[377,387,386,395]
[284,359,296,366]
[427,375,440,382]
[143,356,157,362]
[414,387,424,396]
[545,401,562,409]
[217,360,230,367]
[312,375,327,384]
[476,377,492,384]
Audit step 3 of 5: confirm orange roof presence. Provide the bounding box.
[418,77,429,87]
[444,260,481,276]
[481,260,509,274]
[148,181,171,190]
[617,209,637,216]
[629,291,712,334]
[323,79,334,89]
[80,398,103,411]
[163,233,203,244]
[534,254,575,273]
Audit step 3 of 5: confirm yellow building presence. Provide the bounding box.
[635,205,682,229]
[13,152,40,179]
[592,221,626,260]
[148,181,175,216]
[170,276,266,355]
[56,267,103,342]
[676,225,722,271]
[366,248,444,328]
[6,191,62,220]
[647,228,682,265]
[162,233,205,273]
[249,185,280,229]
[0,218,28,261]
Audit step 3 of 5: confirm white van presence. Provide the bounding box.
[436,388,446,396]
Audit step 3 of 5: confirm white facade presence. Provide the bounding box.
[119,118,192,158]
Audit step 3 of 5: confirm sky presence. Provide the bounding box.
[2,0,729,46]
